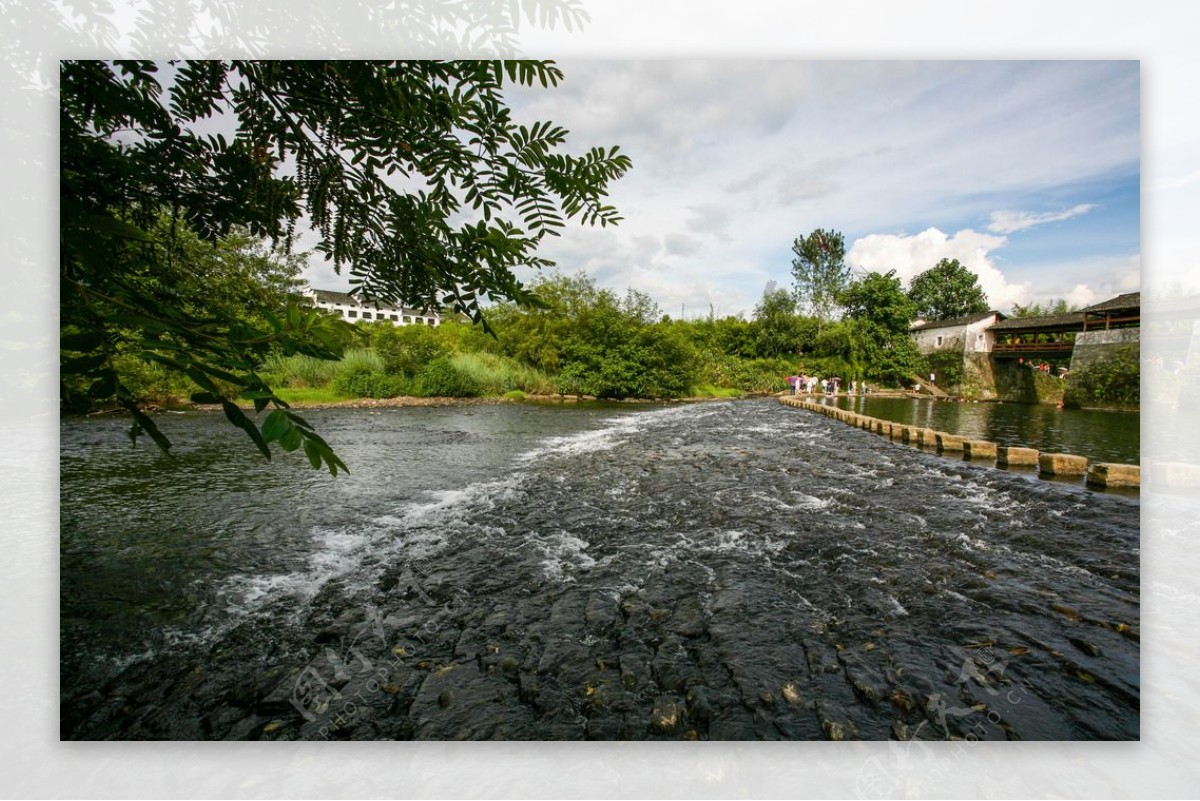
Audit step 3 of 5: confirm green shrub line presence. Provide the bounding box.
[107,339,926,407]
[87,271,950,410]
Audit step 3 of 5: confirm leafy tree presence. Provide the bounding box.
[1009,298,1078,318]
[365,322,450,377]
[790,228,850,324]
[822,270,924,384]
[485,273,697,399]
[840,269,917,335]
[749,288,803,359]
[907,258,989,320]
[60,60,631,471]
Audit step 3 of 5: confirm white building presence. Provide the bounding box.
[304,288,441,327]
[909,311,1002,355]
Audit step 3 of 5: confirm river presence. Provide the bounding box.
[60,399,1139,740]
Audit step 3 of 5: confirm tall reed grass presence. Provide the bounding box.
[449,352,556,395]
[262,348,385,388]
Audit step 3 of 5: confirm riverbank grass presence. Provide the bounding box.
[274,386,355,405]
[691,385,743,399]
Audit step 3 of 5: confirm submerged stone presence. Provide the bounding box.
[997,446,1039,467]
[1039,452,1088,476]
[1087,462,1140,488]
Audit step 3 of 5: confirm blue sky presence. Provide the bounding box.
[305,60,1141,318]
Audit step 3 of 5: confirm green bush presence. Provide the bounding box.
[416,357,481,397]
[260,352,340,388]
[109,348,198,403]
[450,351,554,395]
[336,348,386,375]
[728,357,794,393]
[367,324,450,375]
[924,351,963,391]
[329,348,398,397]
[333,370,410,398]
[1065,346,1139,408]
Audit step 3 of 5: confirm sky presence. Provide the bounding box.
[310,59,1140,320]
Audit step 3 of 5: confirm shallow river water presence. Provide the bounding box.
[831,395,1139,465]
[61,399,1139,740]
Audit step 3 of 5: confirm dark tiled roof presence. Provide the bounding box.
[1082,292,1140,314]
[308,288,435,317]
[910,311,1001,332]
[312,288,356,305]
[990,312,1085,331]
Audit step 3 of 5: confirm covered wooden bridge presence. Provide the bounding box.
[1081,292,1141,331]
[989,312,1085,359]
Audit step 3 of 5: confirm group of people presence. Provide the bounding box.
[786,373,868,396]
[1018,357,1068,378]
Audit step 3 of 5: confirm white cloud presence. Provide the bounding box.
[683,204,731,239]
[846,227,1033,310]
[1018,253,1141,305]
[664,233,702,256]
[1064,284,1098,308]
[986,204,1097,234]
[1115,257,1142,292]
[308,62,1138,322]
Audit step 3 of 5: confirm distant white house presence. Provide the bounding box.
[910,311,1002,355]
[303,288,441,327]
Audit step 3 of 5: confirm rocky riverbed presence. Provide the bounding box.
[61,400,1140,740]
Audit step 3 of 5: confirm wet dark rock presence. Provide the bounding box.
[802,639,842,674]
[204,705,247,736]
[652,636,700,692]
[548,591,590,625]
[888,687,918,713]
[224,714,267,741]
[585,593,621,630]
[586,715,624,740]
[686,685,716,723]
[407,661,534,739]
[818,702,859,741]
[846,672,883,704]
[707,706,757,739]
[773,710,823,739]
[1068,636,1104,657]
[666,596,707,638]
[381,607,437,638]
[619,652,651,690]
[315,607,366,644]
[650,695,683,733]
[517,673,541,705]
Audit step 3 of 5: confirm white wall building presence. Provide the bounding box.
[304,288,441,327]
[910,311,1001,355]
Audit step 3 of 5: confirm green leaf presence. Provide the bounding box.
[77,213,154,242]
[60,331,102,351]
[279,426,303,451]
[124,403,173,455]
[261,409,290,442]
[185,366,221,394]
[88,373,117,399]
[222,401,271,459]
[303,437,322,469]
[62,354,107,375]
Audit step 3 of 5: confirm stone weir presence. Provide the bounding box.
[777,397,1140,491]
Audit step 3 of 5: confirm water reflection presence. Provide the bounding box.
[833,396,1138,464]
